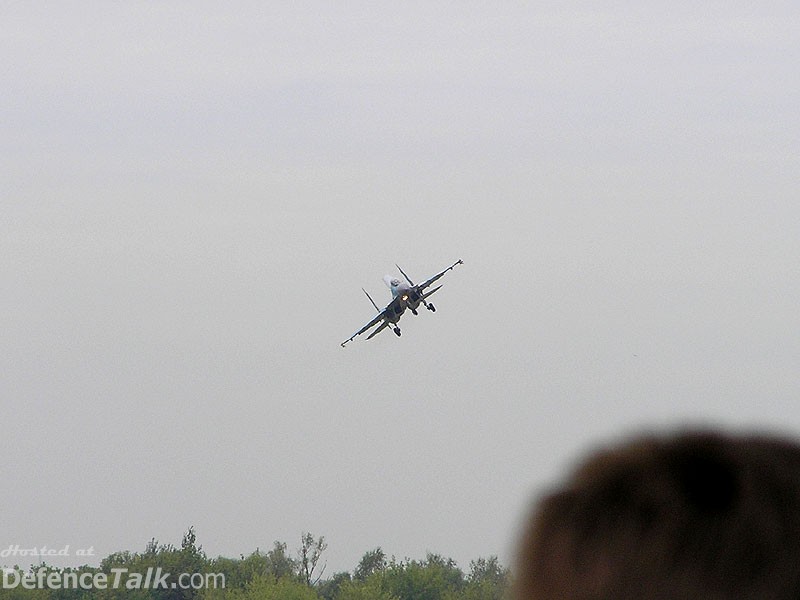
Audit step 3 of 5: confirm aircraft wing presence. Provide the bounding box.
[341,311,386,347]
[415,259,463,292]
[341,296,406,347]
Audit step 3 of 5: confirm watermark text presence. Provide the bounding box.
[2,567,225,591]
[0,545,95,559]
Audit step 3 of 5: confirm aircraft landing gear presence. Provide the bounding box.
[427,303,436,312]
[411,308,418,315]
[393,327,402,337]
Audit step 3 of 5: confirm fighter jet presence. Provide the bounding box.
[340,259,463,347]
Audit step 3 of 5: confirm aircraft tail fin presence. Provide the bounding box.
[396,264,415,286]
[422,285,443,300]
[366,320,391,340]
[363,288,380,312]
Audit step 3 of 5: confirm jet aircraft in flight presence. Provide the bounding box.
[340,259,463,347]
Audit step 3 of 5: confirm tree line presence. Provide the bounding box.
[0,528,511,600]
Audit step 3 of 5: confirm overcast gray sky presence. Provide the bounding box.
[3,1,799,574]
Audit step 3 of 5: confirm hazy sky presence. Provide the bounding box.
[3,2,799,575]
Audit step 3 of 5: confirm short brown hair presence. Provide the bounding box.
[516,431,800,600]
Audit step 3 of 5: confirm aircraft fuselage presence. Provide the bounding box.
[384,276,422,312]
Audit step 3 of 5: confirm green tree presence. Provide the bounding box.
[335,577,398,600]
[0,532,513,600]
[353,548,386,581]
[265,542,296,581]
[241,576,318,600]
[464,557,510,600]
[95,526,209,600]
[204,541,298,595]
[297,534,327,586]
[381,554,464,600]
[317,572,350,600]
[0,567,52,600]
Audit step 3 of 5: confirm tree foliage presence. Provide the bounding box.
[353,548,386,581]
[0,529,511,600]
[298,533,327,586]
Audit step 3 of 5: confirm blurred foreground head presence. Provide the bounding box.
[516,430,800,600]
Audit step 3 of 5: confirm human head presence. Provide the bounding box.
[516,430,800,600]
